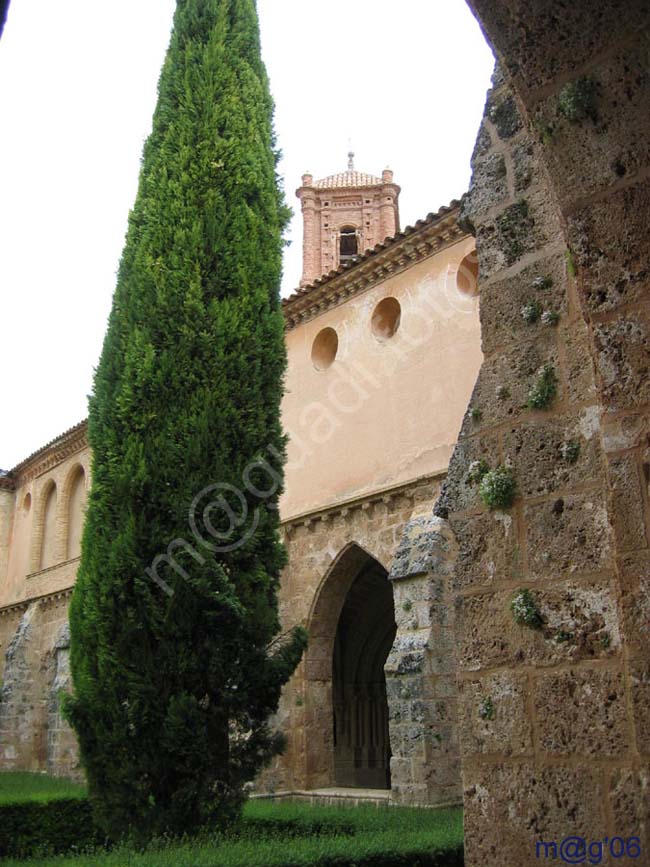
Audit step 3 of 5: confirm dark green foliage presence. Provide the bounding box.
[65,0,306,842]
[0,799,101,858]
[0,797,464,866]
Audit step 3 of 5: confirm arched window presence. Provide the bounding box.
[67,467,87,559]
[339,226,358,264]
[40,483,58,570]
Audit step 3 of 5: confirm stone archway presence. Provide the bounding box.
[303,542,394,790]
[425,3,650,864]
[332,556,395,789]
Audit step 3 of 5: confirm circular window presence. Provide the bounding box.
[23,492,31,511]
[456,250,479,296]
[311,327,338,370]
[371,297,401,340]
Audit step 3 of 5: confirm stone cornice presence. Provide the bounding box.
[281,471,446,534]
[0,587,73,618]
[282,202,464,331]
[9,420,88,484]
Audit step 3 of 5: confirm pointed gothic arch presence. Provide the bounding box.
[303,542,395,789]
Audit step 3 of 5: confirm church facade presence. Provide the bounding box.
[0,161,482,804]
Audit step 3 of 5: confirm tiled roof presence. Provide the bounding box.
[314,170,384,189]
[282,199,462,317]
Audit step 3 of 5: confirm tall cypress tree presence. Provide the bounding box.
[65,0,306,839]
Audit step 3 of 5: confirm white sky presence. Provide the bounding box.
[0,1,493,470]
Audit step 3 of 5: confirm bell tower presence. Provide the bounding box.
[296,153,401,287]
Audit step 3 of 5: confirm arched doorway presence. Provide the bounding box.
[332,556,395,788]
[303,543,395,790]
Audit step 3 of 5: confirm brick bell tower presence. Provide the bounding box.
[296,152,401,287]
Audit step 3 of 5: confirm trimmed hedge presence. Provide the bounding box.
[0,798,103,858]
[0,794,464,866]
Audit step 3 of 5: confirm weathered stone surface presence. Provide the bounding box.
[470,0,650,95]
[464,152,509,218]
[618,551,650,657]
[559,317,599,407]
[452,510,522,589]
[461,333,560,430]
[569,176,650,314]
[478,251,568,356]
[533,666,629,757]
[524,491,612,579]
[594,313,650,410]
[463,763,606,867]
[608,453,648,553]
[435,431,501,517]
[608,767,650,852]
[456,580,619,672]
[389,515,456,581]
[503,409,604,498]
[459,671,532,756]
[534,37,650,209]
[629,658,650,756]
[486,92,523,140]
[475,197,545,278]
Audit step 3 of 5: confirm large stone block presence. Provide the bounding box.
[478,251,568,356]
[533,36,650,210]
[475,193,559,280]
[435,431,501,517]
[459,671,532,757]
[618,551,650,657]
[452,510,522,589]
[502,408,604,499]
[524,491,613,579]
[607,453,648,554]
[460,332,560,431]
[463,762,606,867]
[456,580,619,672]
[469,0,650,96]
[594,312,650,410]
[629,658,650,756]
[608,767,650,853]
[533,666,629,757]
[569,176,650,315]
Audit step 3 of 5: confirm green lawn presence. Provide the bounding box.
[0,773,464,866]
[0,772,86,805]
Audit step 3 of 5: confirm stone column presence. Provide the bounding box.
[386,514,461,806]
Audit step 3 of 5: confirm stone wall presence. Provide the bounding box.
[259,473,452,800]
[0,592,78,777]
[387,515,461,807]
[422,2,650,862]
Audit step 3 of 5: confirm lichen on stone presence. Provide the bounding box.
[478,696,495,721]
[521,300,542,324]
[532,275,553,291]
[527,363,558,410]
[561,440,581,463]
[478,465,517,510]
[542,310,560,326]
[496,385,510,401]
[496,199,534,265]
[559,76,600,123]
[466,458,490,486]
[510,588,544,630]
[402,599,413,613]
